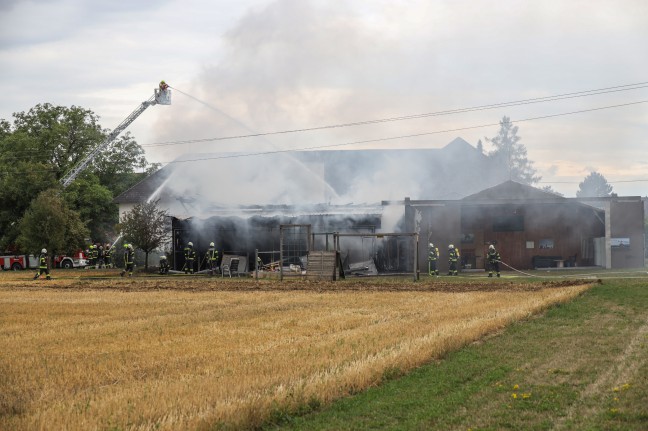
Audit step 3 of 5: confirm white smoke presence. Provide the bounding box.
[148,1,454,209]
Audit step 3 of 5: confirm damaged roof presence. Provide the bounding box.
[462,180,566,202]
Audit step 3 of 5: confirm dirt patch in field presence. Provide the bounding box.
[0,272,594,293]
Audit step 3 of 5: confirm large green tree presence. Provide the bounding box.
[117,200,170,270]
[0,104,159,249]
[17,189,88,256]
[94,132,161,197]
[486,116,541,185]
[576,171,614,197]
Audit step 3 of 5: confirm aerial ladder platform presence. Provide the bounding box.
[60,83,171,188]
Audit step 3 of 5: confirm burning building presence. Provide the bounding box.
[114,138,644,274]
[114,138,503,271]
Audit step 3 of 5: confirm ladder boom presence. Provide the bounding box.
[60,86,171,188]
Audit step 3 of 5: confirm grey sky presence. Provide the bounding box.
[1,0,647,197]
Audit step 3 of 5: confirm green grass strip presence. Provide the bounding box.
[266,280,648,430]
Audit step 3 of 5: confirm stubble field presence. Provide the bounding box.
[0,270,593,430]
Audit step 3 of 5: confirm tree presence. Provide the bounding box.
[16,189,88,256]
[10,104,105,180]
[118,200,170,270]
[576,171,614,197]
[93,132,161,197]
[486,116,541,185]
[541,185,564,197]
[63,175,116,243]
[0,104,159,249]
[476,139,484,154]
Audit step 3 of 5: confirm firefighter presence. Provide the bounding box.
[448,244,459,276]
[428,242,439,276]
[91,244,98,268]
[206,242,219,275]
[487,244,501,278]
[33,248,51,280]
[120,244,134,277]
[104,243,112,268]
[87,245,96,268]
[184,241,196,274]
[256,255,264,271]
[97,245,105,268]
[159,255,170,275]
[159,80,168,91]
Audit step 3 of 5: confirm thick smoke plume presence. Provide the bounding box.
[149,0,507,214]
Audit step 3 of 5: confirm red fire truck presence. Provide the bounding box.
[53,250,89,269]
[0,255,38,271]
[0,251,88,270]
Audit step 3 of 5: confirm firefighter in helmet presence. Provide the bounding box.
[34,248,51,280]
[91,244,99,267]
[487,244,501,278]
[120,243,134,277]
[428,242,439,276]
[159,80,168,91]
[184,241,196,274]
[448,244,459,276]
[159,255,170,275]
[97,245,105,268]
[206,241,219,275]
[87,244,97,268]
[104,243,112,268]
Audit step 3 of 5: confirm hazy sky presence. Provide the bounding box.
[2,0,647,198]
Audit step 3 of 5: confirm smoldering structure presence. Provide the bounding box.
[170,205,391,273]
[114,140,646,274]
[115,138,502,273]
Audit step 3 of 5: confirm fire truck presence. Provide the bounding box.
[53,251,89,269]
[0,84,170,272]
[0,255,38,271]
[0,251,89,270]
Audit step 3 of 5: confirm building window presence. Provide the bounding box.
[539,239,554,249]
[461,233,474,244]
[493,215,524,232]
[611,238,630,248]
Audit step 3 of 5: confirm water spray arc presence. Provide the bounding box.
[168,86,340,202]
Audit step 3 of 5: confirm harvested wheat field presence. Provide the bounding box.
[0,270,593,430]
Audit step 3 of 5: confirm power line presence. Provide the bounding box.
[155,99,648,164]
[2,81,647,163]
[2,98,647,175]
[144,81,648,148]
[541,179,648,184]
